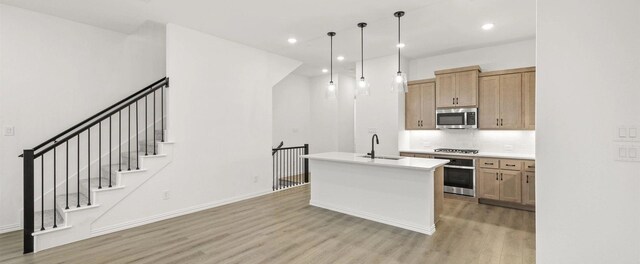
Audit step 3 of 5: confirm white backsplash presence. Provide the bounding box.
[405,130,535,154]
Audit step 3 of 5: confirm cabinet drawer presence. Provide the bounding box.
[414,154,433,158]
[479,158,499,169]
[500,160,522,170]
[524,161,535,172]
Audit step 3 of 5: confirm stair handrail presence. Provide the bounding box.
[19,77,168,157]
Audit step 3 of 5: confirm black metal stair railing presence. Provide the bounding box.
[20,77,169,254]
[272,143,309,191]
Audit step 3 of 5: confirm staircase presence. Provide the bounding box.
[21,78,172,253]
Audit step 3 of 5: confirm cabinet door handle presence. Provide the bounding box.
[506,164,516,167]
[526,175,529,183]
[500,173,503,181]
[420,120,422,127]
[485,162,494,165]
[500,119,504,126]
[456,98,459,104]
[453,98,455,105]
[528,165,535,168]
[496,173,499,181]
[496,118,499,126]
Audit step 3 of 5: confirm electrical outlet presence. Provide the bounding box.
[504,145,514,151]
[615,145,640,162]
[368,128,377,134]
[422,141,431,148]
[3,126,15,136]
[162,191,170,200]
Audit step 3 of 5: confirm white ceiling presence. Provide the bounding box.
[0,0,535,76]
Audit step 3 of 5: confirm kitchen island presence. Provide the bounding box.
[301,152,449,235]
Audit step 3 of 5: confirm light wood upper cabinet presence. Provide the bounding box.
[522,172,535,205]
[479,76,500,129]
[435,66,480,108]
[436,74,456,108]
[499,170,522,203]
[405,84,422,130]
[478,168,500,200]
[405,81,436,130]
[455,70,479,107]
[523,71,536,130]
[499,74,523,129]
[421,82,436,128]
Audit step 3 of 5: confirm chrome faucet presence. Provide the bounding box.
[367,134,379,159]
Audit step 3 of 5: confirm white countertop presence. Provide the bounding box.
[301,152,449,171]
[399,149,535,160]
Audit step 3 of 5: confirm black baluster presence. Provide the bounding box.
[128,105,131,171]
[53,147,57,228]
[145,95,148,156]
[136,101,139,170]
[119,111,122,172]
[65,141,69,209]
[153,90,157,155]
[304,144,309,183]
[77,135,80,208]
[87,128,91,206]
[99,122,102,189]
[40,156,44,231]
[272,152,275,191]
[161,86,165,142]
[109,116,112,187]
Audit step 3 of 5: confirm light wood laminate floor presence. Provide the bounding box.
[0,185,535,264]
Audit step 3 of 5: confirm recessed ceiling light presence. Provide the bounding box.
[396,43,406,48]
[482,23,494,30]
[287,38,297,44]
[322,68,328,73]
[337,56,345,61]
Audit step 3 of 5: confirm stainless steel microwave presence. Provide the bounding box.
[436,108,478,129]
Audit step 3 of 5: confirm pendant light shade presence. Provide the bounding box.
[356,22,370,96]
[391,11,408,93]
[327,32,337,99]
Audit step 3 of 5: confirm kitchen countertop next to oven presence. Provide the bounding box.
[399,149,535,160]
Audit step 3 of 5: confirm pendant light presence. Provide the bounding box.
[391,11,408,93]
[327,32,337,99]
[357,22,370,96]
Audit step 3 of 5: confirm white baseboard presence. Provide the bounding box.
[0,223,22,234]
[91,189,272,237]
[310,200,436,235]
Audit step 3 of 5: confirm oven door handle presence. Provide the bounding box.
[443,165,475,169]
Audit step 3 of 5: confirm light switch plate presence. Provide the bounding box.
[629,127,637,139]
[3,126,15,136]
[615,145,640,162]
[619,127,628,138]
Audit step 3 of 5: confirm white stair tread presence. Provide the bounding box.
[34,209,64,230]
[56,192,89,209]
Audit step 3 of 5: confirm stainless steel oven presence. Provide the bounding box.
[435,156,475,197]
[436,108,477,129]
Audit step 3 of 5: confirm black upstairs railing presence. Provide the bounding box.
[20,77,168,254]
[272,143,309,191]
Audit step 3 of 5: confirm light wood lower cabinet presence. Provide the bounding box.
[522,172,535,205]
[499,170,522,203]
[478,169,500,200]
[478,158,534,207]
[478,168,521,203]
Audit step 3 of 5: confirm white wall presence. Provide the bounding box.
[272,74,311,147]
[308,74,355,154]
[537,1,640,263]
[92,24,300,229]
[355,55,408,155]
[409,38,536,80]
[407,130,535,154]
[0,5,165,232]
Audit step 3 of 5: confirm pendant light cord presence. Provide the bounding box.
[397,15,401,73]
[330,34,333,82]
[361,26,364,78]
